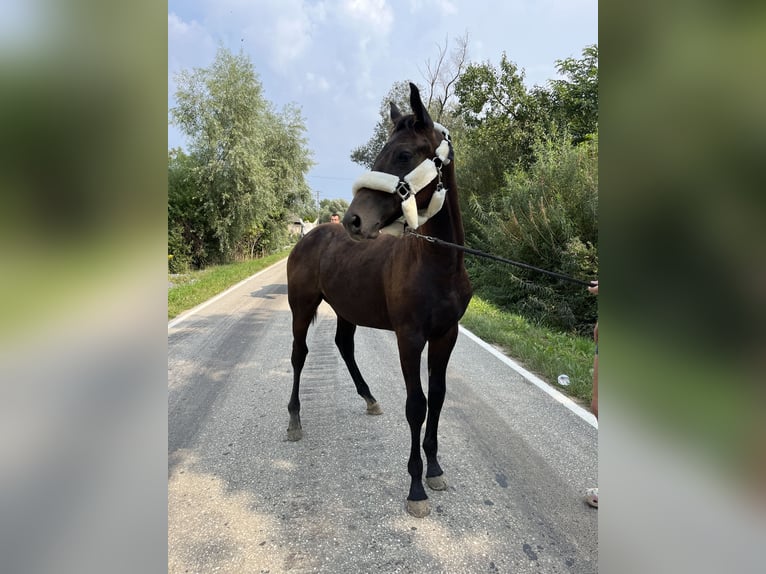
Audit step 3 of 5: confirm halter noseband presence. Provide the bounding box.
[351,123,452,236]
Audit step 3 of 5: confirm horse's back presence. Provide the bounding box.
[287,223,355,280]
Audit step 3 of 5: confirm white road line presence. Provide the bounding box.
[459,325,598,429]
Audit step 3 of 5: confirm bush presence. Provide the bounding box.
[466,133,598,334]
[167,223,191,273]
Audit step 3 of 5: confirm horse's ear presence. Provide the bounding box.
[390,102,402,124]
[409,82,433,130]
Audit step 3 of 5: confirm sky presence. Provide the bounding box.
[168,0,597,204]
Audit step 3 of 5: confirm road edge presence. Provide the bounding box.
[459,325,598,429]
[168,259,287,330]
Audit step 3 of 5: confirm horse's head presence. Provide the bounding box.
[344,82,452,240]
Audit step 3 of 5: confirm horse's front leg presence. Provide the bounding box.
[396,332,430,517]
[423,324,459,491]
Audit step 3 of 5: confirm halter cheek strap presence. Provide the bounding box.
[351,123,452,236]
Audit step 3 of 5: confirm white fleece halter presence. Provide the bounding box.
[351,123,452,236]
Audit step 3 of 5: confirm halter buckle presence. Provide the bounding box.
[396,180,411,200]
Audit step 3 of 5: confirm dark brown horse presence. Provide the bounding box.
[286,83,472,517]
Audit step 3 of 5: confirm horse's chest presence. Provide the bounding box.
[430,283,470,323]
[389,269,471,329]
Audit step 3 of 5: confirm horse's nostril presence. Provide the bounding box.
[342,213,364,241]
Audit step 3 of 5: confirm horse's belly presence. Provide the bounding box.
[326,296,393,331]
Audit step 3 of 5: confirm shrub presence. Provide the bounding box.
[466,133,598,334]
[168,223,192,273]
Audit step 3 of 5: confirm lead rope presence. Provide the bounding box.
[405,229,596,288]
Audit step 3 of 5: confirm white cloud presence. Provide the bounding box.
[168,12,216,77]
[407,0,458,15]
[339,0,394,37]
[192,0,315,73]
[263,11,312,68]
[330,0,397,102]
[309,1,329,22]
[305,72,331,93]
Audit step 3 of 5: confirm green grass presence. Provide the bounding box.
[168,248,292,320]
[460,295,596,404]
[168,251,595,404]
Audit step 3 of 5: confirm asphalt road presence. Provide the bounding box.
[168,258,598,573]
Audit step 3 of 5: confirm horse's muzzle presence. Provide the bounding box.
[342,212,376,240]
[344,187,402,240]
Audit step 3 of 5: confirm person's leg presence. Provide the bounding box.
[591,354,598,418]
[591,322,598,418]
[585,322,598,508]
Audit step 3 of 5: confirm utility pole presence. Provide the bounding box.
[315,190,320,222]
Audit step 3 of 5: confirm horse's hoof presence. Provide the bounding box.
[406,499,431,518]
[426,475,447,491]
[366,401,383,415]
[287,427,303,441]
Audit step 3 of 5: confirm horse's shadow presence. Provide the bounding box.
[250,284,288,299]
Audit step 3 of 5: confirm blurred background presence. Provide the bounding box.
[0,1,167,573]
[601,1,766,572]
[0,1,764,573]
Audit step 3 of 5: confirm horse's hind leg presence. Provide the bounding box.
[335,317,382,415]
[423,324,459,491]
[287,298,320,441]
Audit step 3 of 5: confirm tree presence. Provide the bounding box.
[351,35,470,169]
[452,53,535,247]
[420,33,469,123]
[168,148,210,271]
[453,47,598,244]
[454,53,542,169]
[317,198,350,223]
[452,46,598,333]
[170,48,313,262]
[549,45,598,143]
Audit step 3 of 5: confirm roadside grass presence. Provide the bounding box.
[168,251,595,403]
[168,248,292,320]
[460,295,595,404]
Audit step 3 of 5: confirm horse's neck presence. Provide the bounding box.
[422,167,464,245]
[416,168,466,271]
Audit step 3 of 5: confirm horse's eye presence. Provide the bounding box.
[396,150,413,163]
